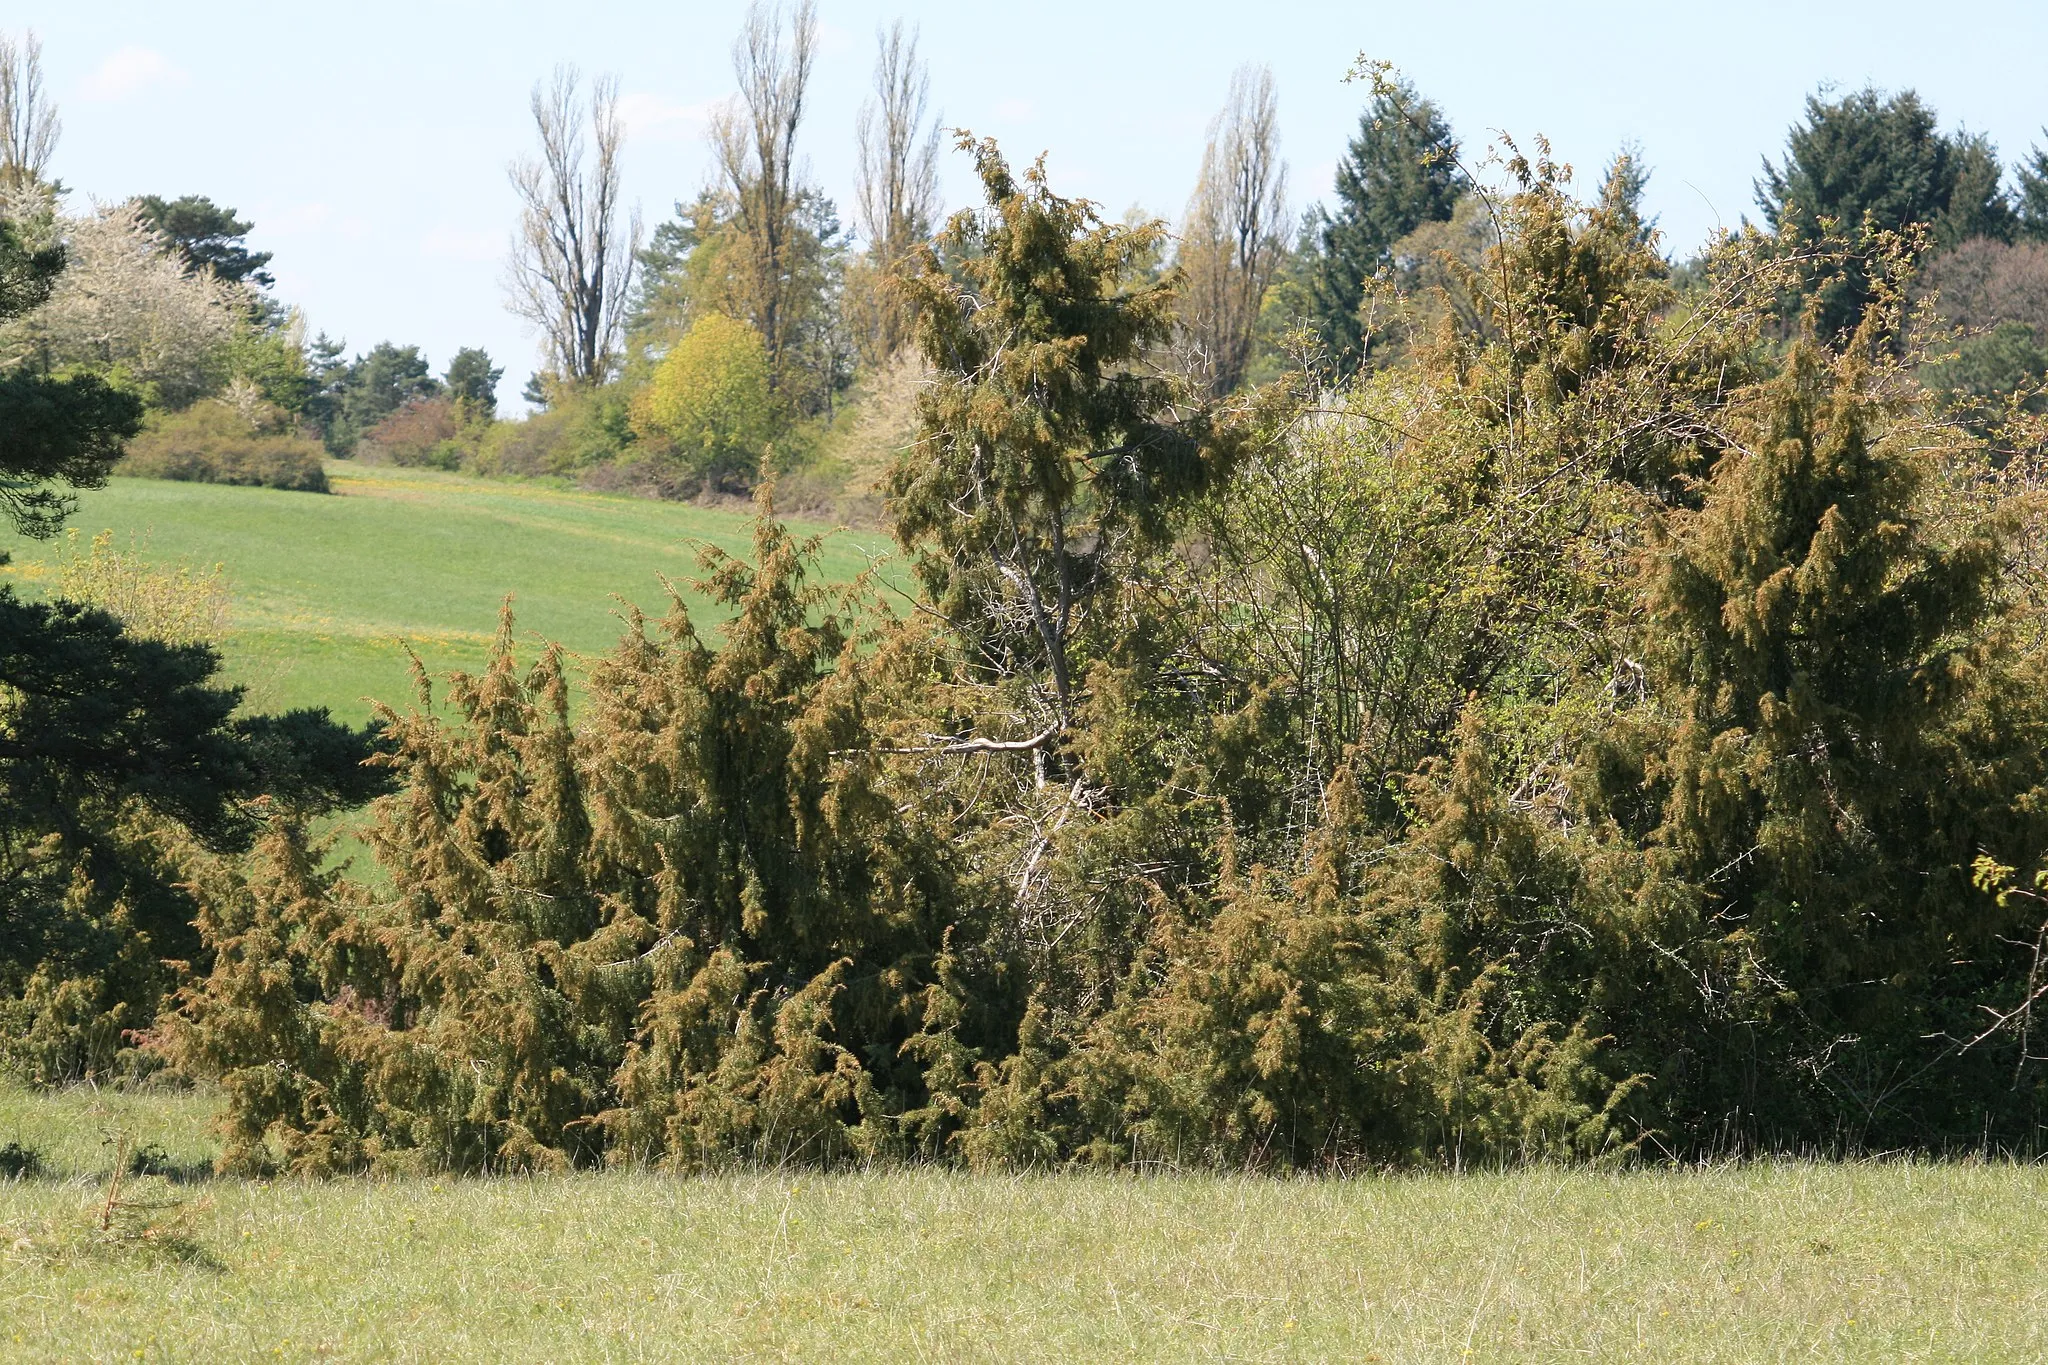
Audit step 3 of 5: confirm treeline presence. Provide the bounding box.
[10,12,2048,520]
[0,31,508,496]
[10,20,2048,1172]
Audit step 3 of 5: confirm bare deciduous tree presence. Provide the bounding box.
[850,21,940,364]
[0,29,56,191]
[506,67,637,387]
[0,30,58,190]
[709,0,817,375]
[856,23,939,263]
[1178,66,1287,396]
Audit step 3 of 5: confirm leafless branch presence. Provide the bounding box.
[710,0,817,369]
[0,30,58,189]
[506,67,638,385]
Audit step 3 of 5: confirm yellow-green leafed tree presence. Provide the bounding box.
[631,313,774,491]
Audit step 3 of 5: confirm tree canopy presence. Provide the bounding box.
[1758,86,2016,335]
[136,194,276,289]
[1310,73,1465,371]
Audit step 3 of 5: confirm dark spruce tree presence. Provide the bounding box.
[1311,75,1464,373]
[443,347,503,421]
[1757,87,2016,338]
[306,341,442,455]
[2016,136,2048,243]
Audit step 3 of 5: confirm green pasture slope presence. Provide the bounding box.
[1,1086,2045,1361]
[1,465,891,722]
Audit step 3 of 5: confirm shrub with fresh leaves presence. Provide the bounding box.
[630,313,775,492]
[118,398,327,492]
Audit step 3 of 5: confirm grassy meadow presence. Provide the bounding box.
[0,1084,2042,1362]
[0,465,892,722]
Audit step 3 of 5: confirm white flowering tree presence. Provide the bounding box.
[2,198,245,407]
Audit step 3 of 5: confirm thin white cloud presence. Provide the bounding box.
[80,46,189,102]
[267,202,334,233]
[618,92,716,144]
[420,225,500,263]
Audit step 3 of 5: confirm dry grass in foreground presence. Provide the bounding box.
[1,1084,2043,1362]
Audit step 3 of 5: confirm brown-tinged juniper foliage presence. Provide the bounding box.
[133,135,2048,1171]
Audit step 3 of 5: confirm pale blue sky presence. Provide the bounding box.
[16,2,2048,404]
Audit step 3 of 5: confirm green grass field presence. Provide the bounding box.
[1,1084,2043,1362]
[0,466,891,722]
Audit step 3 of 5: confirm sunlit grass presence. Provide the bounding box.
[2,1083,2043,1361]
[0,464,893,723]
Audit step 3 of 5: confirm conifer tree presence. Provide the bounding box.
[1612,327,2048,1140]
[2016,136,2048,243]
[891,137,1205,728]
[167,504,980,1172]
[1758,87,2017,338]
[1311,73,1464,372]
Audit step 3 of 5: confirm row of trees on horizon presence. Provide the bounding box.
[10,12,2048,508]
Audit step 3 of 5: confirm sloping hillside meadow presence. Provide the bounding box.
[0,465,891,721]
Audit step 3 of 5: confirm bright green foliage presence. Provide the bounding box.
[632,188,851,427]
[1758,87,2017,337]
[1311,73,1465,372]
[51,527,228,647]
[477,381,637,480]
[1186,146,1693,836]
[3,465,892,722]
[629,314,774,491]
[218,327,314,416]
